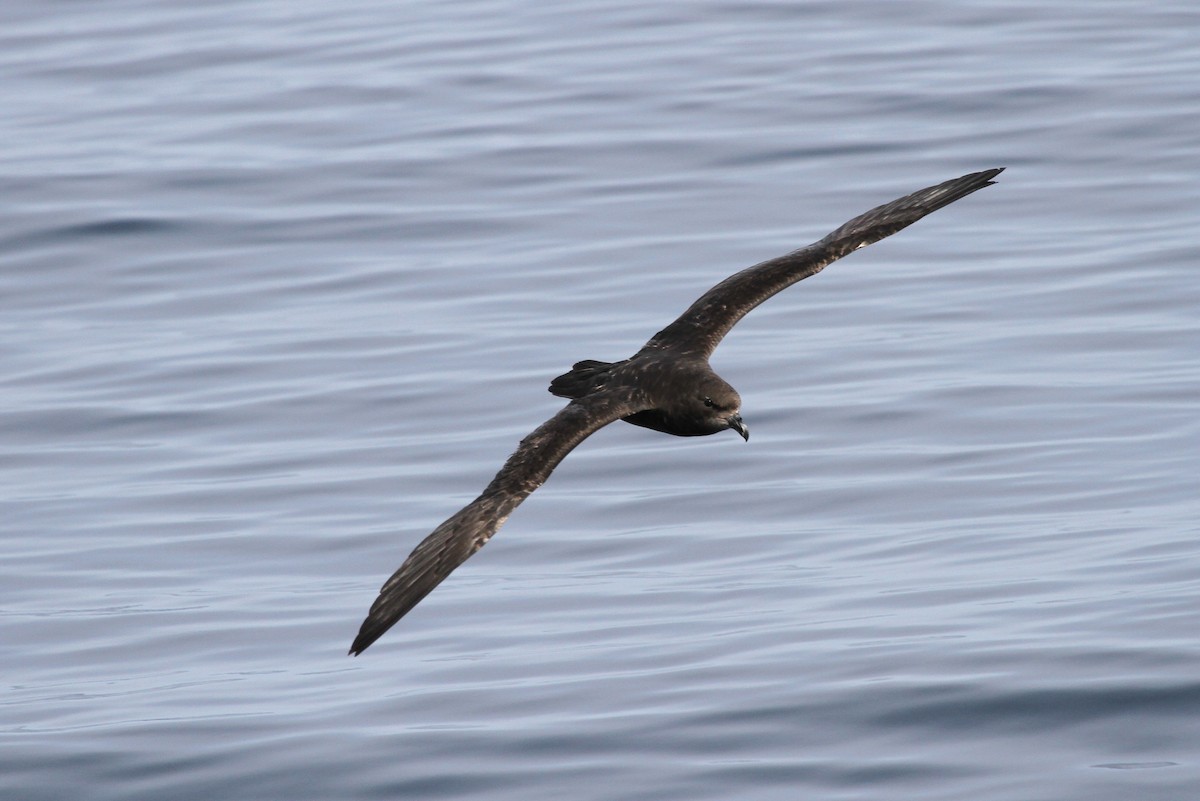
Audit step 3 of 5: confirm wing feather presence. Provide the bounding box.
[643,168,1003,357]
[349,389,644,655]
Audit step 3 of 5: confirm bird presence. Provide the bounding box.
[349,168,1002,655]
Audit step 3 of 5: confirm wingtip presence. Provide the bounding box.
[348,623,379,656]
[348,632,375,657]
[979,166,1005,184]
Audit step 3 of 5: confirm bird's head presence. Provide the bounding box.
[619,361,748,440]
[679,373,748,440]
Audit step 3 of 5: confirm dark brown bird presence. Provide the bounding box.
[350,168,1002,655]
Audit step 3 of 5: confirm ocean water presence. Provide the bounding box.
[2,1,1198,799]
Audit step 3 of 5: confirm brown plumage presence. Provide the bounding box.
[349,168,1002,655]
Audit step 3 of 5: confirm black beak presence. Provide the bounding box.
[727,414,748,441]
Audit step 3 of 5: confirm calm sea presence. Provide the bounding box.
[2,1,1197,799]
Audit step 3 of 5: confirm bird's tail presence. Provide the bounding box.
[548,359,618,399]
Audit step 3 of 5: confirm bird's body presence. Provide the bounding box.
[350,168,1002,655]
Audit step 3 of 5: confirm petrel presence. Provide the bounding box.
[350,168,1002,655]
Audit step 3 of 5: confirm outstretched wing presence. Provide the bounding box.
[642,168,1003,358]
[349,388,645,655]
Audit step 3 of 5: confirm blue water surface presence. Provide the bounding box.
[2,1,1198,799]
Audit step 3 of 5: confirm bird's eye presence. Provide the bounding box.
[703,397,716,408]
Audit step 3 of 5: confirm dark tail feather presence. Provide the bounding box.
[548,359,617,399]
